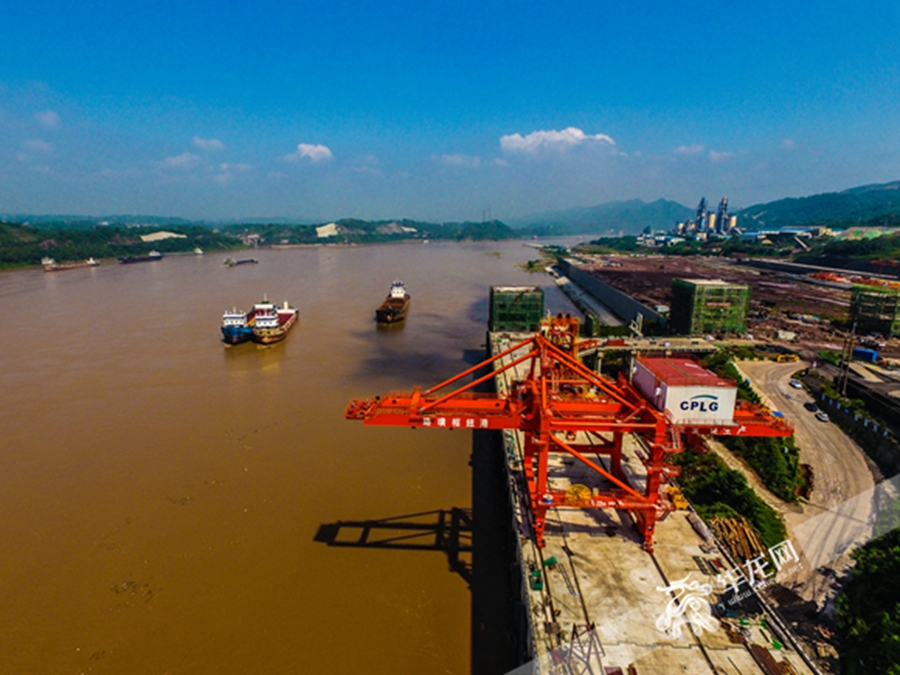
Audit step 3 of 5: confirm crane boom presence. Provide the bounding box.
[346,332,791,551]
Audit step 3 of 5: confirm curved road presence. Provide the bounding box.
[733,360,876,603]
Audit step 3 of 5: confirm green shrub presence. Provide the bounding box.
[836,528,900,673]
[721,436,802,502]
[676,448,787,550]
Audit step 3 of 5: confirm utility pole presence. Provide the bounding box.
[840,321,856,397]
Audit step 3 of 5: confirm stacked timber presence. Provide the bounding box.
[709,517,765,562]
[748,643,798,674]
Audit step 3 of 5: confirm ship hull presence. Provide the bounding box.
[375,297,410,323]
[252,309,298,344]
[221,326,254,344]
[119,254,162,264]
[43,261,100,272]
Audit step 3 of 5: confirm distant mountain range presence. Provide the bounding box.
[0,214,196,230]
[510,199,694,235]
[509,180,900,234]
[5,179,900,234]
[734,181,900,229]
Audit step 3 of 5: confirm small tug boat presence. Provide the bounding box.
[251,300,299,344]
[375,280,410,324]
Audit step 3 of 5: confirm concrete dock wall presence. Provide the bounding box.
[557,259,667,327]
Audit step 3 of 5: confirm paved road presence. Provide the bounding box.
[735,360,876,604]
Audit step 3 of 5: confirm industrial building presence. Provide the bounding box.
[670,278,750,335]
[673,196,740,240]
[850,284,900,337]
[488,286,544,332]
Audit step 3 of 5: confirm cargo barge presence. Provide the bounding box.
[251,300,298,344]
[41,257,100,271]
[221,296,273,344]
[118,251,162,264]
[375,280,410,323]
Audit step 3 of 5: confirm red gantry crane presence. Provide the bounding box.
[345,328,792,552]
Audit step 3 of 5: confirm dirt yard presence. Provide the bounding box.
[576,254,884,356]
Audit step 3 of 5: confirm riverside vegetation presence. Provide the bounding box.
[0,219,519,269]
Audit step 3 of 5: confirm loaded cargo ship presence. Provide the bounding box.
[375,280,410,324]
[221,296,280,344]
[251,300,299,344]
[118,251,162,264]
[41,257,100,271]
[223,257,259,267]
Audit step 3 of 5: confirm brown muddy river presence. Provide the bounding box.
[0,239,577,674]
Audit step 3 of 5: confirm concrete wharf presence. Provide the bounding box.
[550,267,624,327]
[489,332,817,675]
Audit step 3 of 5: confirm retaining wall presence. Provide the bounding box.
[557,259,667,327]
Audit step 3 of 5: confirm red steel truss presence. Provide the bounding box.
[345,333,792,552]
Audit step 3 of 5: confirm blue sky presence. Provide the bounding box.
[1,1,898,221]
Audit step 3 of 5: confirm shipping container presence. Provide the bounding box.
[852,347,879,362]
[633,356,737,425]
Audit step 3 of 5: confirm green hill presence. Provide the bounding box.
[0,217,522,269]
[511,198,694,235]
[738,181,900,229]
[0,221,241,268]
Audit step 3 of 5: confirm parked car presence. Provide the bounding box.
[789,379,803,389]
[804,402,819,413]
[815,411,830,422]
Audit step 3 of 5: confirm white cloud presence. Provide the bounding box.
[352,166,383,176]
[780,139,798,150]
[440,153,482,168]
[213,162,252,184]
[349,155,382,175]
[162,152,202,169]
[193,136,225,151]
[284,142,334,162]
[708,150,733,162]
[23,139,54,153]
[34,110,60,129]
[500,127,615,153]
[98,167,142,178]
[219,162,252,172]
[673,143,705,156]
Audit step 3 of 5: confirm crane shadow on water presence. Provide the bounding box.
[313,507,473,585]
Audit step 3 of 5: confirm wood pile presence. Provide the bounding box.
[749,644,781,675]
[709,517,765,561]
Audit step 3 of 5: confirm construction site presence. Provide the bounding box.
[346,303,827,674]
[565,253,900,360]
